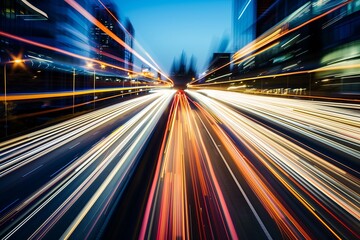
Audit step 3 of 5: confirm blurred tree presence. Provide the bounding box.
[170,50,197,88]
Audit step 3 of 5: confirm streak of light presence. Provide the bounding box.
[97,0,170,80]
[64,0,173,85]
[0,31,139,76]
[0,86,155,101]
[0,90,175,239]
[187,90,360,239]
[20,0,48,18]
[61,91,175,239]
[234,42,280,66]
[192,104,273,239]
[139,93,179,240]
[140,91,238,239]
[238,0,252,20]
[189,0,352,85]
[0,88,146,122]
[0,92,169,176]
[233,29,282,61]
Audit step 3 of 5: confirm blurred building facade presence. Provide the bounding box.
[91,3,125,71]
[225,0,360,95]
[232,0,256,52]
[124,19,134,72]
[1,0,134,72]
[1,0,138,119]
[204,53,231,83]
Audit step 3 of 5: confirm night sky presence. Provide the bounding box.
[117,0,231,75]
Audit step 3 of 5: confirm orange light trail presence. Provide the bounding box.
[187,89,360,239]
[64,0,173,85]
[97,0,169,80]
[0,31,142,76]
[0,86,156,101]
[189,0,352,85]
[140,91,238,239]
[188,94,312,239]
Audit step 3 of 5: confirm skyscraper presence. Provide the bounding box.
[91,3,125,72]
[232,0,256,53]
[124,19,134,72]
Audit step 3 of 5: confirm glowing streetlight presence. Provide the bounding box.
[87,62,94,68]
[13,59,23,64]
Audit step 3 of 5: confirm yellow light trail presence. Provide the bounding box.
[140,91,238,239]
[189,0,352,85]
[0,31,141,77]
[187,89,360,239]
[0,86,157,101]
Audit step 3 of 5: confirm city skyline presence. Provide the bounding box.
[0,0,359,239]
[116,0,232,75]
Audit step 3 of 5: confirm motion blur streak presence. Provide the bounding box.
[61,90,175,239]
[0,90,175,239]
[64,0,173,85]
[0,86,154,101]
[187,90,359,239]
[0,93,162,177]
[0,31,137,75]
[97,0,169,80]
[140,91,238,240]
[190,0,352,85]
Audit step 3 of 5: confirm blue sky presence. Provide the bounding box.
[116,0,232,75]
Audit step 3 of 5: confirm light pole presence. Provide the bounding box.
[3,58,23,137]
[93,69,95,109]
[73,68,75,114]
[122,80,126,98]
[3,63,7,137]
[87,63,96,109]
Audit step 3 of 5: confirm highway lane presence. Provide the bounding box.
[0,88,358,239]
[0,90,175,239]
[102,95,173,239]
[140,91,283,239]
[140,91,233,239]
[187,89,359,239]
[0,91,162,216]
[196,90,360,172]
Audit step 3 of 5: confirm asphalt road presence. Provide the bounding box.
[186,90,359,239]
[0,90,175,239]
[0,89,358,239]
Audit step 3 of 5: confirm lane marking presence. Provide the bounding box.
[0,198,19,214]
[22,164,43,178]
[195,110,273,240]
[69,142,81,149]
[50,156,79,178]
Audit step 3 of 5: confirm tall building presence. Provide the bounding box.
[124,19,134,72]
[0,0,50,62]
[232,0,256,52]
[91,3,125,72]
[256,0,308,37]
[0,0,93,63]
[208,53,231,79]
